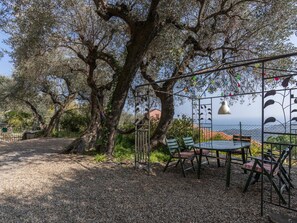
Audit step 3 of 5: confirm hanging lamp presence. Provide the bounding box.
[218,100,231,115]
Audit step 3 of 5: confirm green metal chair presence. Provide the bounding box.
[242,145,293,204]
[163,138,196,177]
[182,136,210,165]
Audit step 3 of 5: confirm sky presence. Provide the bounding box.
[0,32,13,76]
[0,32,296,125]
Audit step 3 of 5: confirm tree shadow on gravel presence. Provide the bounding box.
[0,138,75,171]
[0,160,282,223]
[0,139,296,222]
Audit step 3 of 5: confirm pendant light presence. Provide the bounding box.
[218,100,231,115]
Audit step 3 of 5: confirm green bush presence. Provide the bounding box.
[94,153,107,162]
[164,115,200,145]
[51,130,81,138]
[60,110,89,132]
[4,110,33,129]
[113,144,134,162]
[150,150,169,163]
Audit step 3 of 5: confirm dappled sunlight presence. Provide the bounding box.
[0,139,296,222]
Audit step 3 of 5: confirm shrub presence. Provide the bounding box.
[60,110,89,133]
[150,150,170,163]
[113,144,134,162]
[4,110,33,129]
[94,153,107,162]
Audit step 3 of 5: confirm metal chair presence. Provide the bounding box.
[242,145,293,204]
[230,135,252,164]
[182,136,210,165]
[163,138,196,177]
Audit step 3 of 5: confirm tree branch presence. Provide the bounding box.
[94,1,135,30]
[140,61,161,91]
[98,51,121,72]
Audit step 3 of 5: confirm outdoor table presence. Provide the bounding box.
[193,140,251,188]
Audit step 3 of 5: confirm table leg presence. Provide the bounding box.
[216,150,220,167]
[226,151,231,188]
[197,149,202,179]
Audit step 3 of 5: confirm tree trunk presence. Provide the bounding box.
[43,94,77,137]
[150,92,174,149]
[104,15,161,156]
[63,113,101,153]
[64,59,105,154]
[63,89,102,153]
[43,109,63,137]
[24,100,46,129]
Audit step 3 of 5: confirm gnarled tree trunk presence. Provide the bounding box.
[64,60,105,154]
[43,93,77,137]
[150,92,174,149]
[64,88,102,153]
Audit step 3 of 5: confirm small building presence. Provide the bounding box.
[149,109,161,120]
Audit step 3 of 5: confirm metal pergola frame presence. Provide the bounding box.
[134,52,297,216]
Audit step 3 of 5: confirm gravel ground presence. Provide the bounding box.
[0,138,296,223]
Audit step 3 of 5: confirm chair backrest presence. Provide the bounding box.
[271,145,293,173]
[279,145,293,165]
[183,137,194,149]
[166,138,180,154]
[233,135,251,142]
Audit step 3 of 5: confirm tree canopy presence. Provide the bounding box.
[0,0,296,154]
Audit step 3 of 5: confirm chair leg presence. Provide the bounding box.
[266,174,287,204]
[251,173,260,185]
[243,170,254,192]
[163,157,172,173]
[180,158,186,177]
[243,159,259,192]
[205,156,210,165]
[190,159,195,171]
[280,167,294,188]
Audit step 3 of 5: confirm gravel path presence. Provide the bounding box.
[0,138,296,222]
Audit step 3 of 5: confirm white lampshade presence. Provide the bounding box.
[218,100,231,115]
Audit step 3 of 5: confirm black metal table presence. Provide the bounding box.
[193,140,251,187]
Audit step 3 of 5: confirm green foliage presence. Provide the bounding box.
[60,110,89,133]
[166,115,196,143]
[4,110,33,129]
[150,149,170,163]
[267,135,291,144]
[113,144,134,162]
[116,133,134,148]
[112,133,135,162]
[51,130,81,138]
[251,142,262,156]
[94,153,107,162]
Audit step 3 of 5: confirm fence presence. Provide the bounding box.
[212,123,297,160]
[0,131,23,142]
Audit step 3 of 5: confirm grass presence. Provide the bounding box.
[94,153,108,162]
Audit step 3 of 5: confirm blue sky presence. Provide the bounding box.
[0,32,13,76]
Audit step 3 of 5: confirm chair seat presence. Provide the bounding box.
[173,151,195,159]
[195,149,210,155]
[243,160,279,176]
